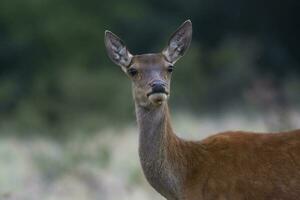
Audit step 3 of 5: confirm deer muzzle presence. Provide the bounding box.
[147,81,169,105]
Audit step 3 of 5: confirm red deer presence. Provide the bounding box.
[104,20,300,200]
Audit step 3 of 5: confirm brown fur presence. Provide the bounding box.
[137,103,300,200]
[181,130,300,200]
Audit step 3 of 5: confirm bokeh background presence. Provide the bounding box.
[0,0,299,199]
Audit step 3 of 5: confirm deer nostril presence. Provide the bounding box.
[152,84,166,94]
[150,80,166,87]
[147,82,168,97]
[147,81,168,97]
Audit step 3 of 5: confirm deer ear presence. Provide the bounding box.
[104,30,133,70]
[162,20,192,64]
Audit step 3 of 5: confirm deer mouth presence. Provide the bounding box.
[147,92,169,105]
[147,91,169,97]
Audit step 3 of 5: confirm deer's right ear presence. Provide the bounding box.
[104,31,133,71]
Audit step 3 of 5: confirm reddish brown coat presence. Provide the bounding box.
[172,130,300,200]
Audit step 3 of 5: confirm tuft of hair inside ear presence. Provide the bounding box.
[104,31,133,68]
[162,20,192,64]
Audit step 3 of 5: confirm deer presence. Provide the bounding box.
[104,20,300,200]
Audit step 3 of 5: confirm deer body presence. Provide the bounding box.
[104,20,300,200]
[136,101,300,200]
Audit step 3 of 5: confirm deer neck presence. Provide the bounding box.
[135,102,181,199]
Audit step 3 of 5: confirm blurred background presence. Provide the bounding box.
[0,0,299,199]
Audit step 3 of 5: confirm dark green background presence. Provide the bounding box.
[1,0,299,136]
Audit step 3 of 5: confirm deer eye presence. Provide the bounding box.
[167,65,174,73]
[127,68,138,77]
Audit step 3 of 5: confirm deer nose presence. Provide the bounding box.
[152,84,165,93]
[150,81,166,94]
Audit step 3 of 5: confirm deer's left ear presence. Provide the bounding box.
[104,30,133,71]
[162,20,192,64]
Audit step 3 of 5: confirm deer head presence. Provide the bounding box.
[104,20,192,108]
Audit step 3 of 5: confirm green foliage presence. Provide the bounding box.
[0,0,299,135]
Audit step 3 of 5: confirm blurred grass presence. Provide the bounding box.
[0,111,299,200]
